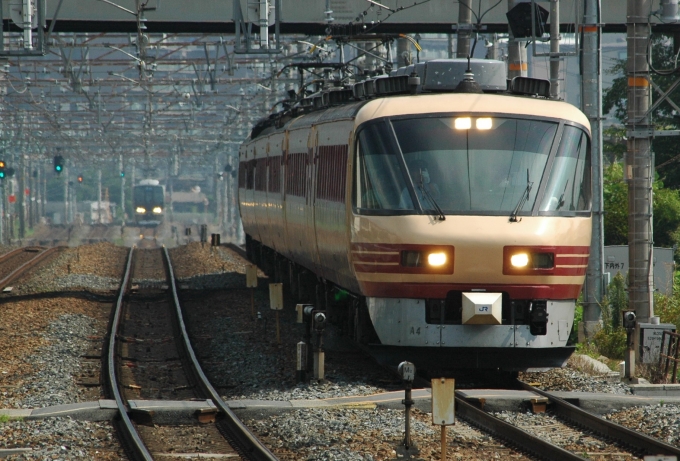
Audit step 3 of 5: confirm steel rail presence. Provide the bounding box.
[0,247,59,287]
[454,395,587,461]
[0,247,36,264]
[519,381,680,458]
[162,247,279,461]
[103,246,154,461]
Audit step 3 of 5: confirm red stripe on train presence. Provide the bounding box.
[504,245,589,276]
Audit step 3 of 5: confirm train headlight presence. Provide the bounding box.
[400,247,454,274]
[135,207,146,214]
[510,253,529,268]
[476,117,493,130]
[427,252,447,267]
[454,117,472,130]
[152,206,162,214]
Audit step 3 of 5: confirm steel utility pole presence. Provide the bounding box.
[582,0,605,332]
[549,0,561,98]
[626,0,654,323]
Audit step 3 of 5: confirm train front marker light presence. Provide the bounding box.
[510,253,529,268]
[135,206,146,214]
[476,117,493,130]
[152,206,162,214]
[427,252,447,267]
[454,117,471,130]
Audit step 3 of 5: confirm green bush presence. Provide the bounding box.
[654,280,680,328]
[592,327,627,359]
[569,301,583,345]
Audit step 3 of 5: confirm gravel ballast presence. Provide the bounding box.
[2,240,676,460]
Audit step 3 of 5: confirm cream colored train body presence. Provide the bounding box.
[239,86,592,372]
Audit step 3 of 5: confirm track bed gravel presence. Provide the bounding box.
[0,241,667,461]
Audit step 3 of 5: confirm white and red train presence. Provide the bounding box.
[239,59,591,372]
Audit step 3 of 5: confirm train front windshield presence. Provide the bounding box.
[134,186,164,207]
[353,115,590,216]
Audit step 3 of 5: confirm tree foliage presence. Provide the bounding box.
[603,34,680,187]
[603,162,680,247]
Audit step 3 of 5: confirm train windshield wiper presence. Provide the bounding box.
[555,180,569,211]
[509,169,533,222]
[418,178,446,221]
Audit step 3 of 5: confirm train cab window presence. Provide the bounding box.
[390,116,558,215]
[353,123,411,212]
[539,126,591,213]
[134,185,164,205]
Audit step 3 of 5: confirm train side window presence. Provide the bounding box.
[539,126,591,213]
[353,123,410,211]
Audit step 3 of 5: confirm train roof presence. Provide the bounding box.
[246,58,590,141]
[355,93,591,134]
[137,179,161,186]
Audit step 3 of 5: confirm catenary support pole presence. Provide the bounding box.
[626,0,654,324]
[507,0,528,79]
[457,0,472,58]
[582,0,605,330]
[549,0,561,98]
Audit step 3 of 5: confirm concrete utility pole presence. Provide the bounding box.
[457,0,472,58]
[41,162,46,220]
[18,154,25,239]
[63,165,69,224]
[397,38,411,67]
[507,0,528,78]
[98,169,103,224]
[120,155,125,224]
[626,0,654,323]
[582,0,605,330]
[485,34,502,60]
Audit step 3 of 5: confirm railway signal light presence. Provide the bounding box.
[77,175,83,183]
[53,155,64,173]
[120,171,125,177]
[0,160,5,179]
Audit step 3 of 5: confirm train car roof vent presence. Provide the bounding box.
[421,58,506,92]
[508,76,551,98]
[327,88,354,105]
[374,74,410,95]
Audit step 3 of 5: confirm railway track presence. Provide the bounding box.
[103,246,277,460]
[136,227,159,249]
[0,246,59,288]
[454,382,680,461]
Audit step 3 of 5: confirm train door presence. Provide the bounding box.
[240,144,259,243]
[284,127,311,268]
[314,121,353,285]
[306,127,322,275]
[267,133,286,254]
